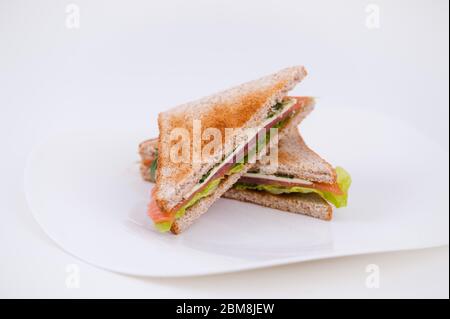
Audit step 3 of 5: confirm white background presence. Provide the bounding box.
[0,0,448,298]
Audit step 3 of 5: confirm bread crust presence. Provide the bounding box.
[223,188,333,221]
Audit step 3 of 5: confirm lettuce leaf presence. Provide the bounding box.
[272,116,291,129]
[154,221,172,232]
[234,166,351,208]
[228,162,245,174]
[149,159,158,182]
[175,178,222,218]
[155,178,222,232]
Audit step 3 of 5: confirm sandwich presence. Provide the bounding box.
[147,66,314,234]
[140,128,351,221]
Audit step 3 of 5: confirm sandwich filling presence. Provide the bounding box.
[234,166,352,208]
[148,97,308,232]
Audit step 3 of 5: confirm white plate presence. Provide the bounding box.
[24,107,449,277]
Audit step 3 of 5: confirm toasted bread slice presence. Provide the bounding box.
[154,66,308,213]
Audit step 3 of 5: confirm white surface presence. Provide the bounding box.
[24,107,448,277]
[0,0,448,296]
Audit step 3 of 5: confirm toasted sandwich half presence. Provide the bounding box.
[139,129,351,222]
[148,66,313,234]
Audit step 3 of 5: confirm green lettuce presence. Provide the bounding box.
[154,220,172,232]
[229,162,245,174]
[149,160,158,183]
[272,116,291,129]
[175,178,222,218]
[266,101,287,118]
[234,166,352,208]
[155,178,222,232]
